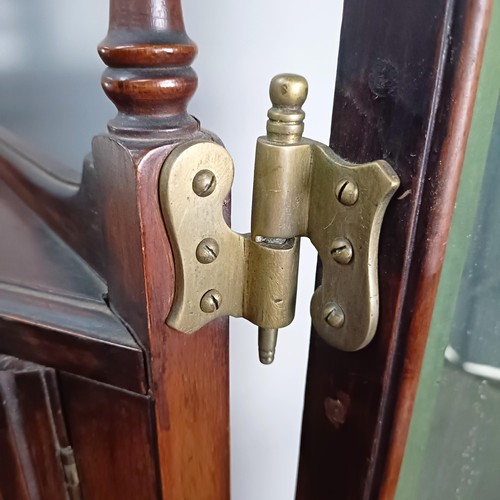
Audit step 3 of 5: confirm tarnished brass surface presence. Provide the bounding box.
[266,73,308,144]
[308,143,399,350]
[159,73,399,361]
[258,328,278,365]
[251,136,399,351]
[159,141,299,336]
[251,141,311,239]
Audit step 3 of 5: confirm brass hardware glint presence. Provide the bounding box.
[159,74,400,363]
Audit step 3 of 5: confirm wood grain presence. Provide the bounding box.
[91,1,230,497]
[0,184,147,393]
[98,0,199,140]
[296,0,492,498]
[379,0,492,496]
[59,373,158,500]
[0,316,147,394]
[92,132,230,500]
[0,0,230,497]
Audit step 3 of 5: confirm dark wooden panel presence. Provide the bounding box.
[0,384,33,500]
[0,128,104,275]
[0,315,146,393]
[0,184,147,393]
[59,373,159,500]
[379,0,492,495]
[297,0,492,498]
[0,181,103,298]
[0,356,77,500]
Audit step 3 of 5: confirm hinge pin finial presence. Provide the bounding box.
[266,74,308,144]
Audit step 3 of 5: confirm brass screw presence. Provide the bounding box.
[336,179,359,206]
[323,302,345,328]
[330,237,353,264]
[192,169,217,197]
[200,289,222,313]
[196,238,220,264]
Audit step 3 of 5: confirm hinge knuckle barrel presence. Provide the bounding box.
[251,139,311,239]
[244,237,300,329]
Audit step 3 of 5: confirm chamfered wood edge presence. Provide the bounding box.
[91,133,230,500]
[378,0,492,496]
[0,317,147,394]
[0,282,148,393]
[0,180,148,393]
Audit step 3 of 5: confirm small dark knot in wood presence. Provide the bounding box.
[368,59,398,99]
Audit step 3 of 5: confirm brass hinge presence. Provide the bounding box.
[59,446,82,500]
[159,74,399,364]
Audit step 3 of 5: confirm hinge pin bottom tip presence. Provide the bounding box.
[258,328,278,365]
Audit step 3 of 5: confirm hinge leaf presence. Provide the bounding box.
[309,144,400,351]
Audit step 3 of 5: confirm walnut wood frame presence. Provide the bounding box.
[297,0,492,498]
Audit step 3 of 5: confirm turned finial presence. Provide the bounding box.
[98,0,199,141]
[266,74,308,144]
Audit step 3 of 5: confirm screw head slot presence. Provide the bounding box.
[323,302,345,328]
[336,179,359,206]
[192,169,217,197]
[200,289,222,313]
[196,238,220,264]
[330,237,353,264]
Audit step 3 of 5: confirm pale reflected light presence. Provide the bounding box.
[0,32,27,71]
[0,1,27,71]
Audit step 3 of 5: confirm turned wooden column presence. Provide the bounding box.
[98,0,199,140]
[93,2,230,499]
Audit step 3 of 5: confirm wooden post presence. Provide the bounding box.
[296,0,491,498]
[91,1,230,498]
